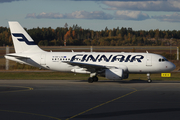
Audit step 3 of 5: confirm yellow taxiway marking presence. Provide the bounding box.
[66,88,138,120]
[0,86,33,93]
[0,86,60,120]
[0,109,61,120]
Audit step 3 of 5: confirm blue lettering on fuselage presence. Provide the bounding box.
[71,54,144,62]
[98,55,112,62]
[86,55,100,62]
[71,54,83,61]
[111,55,125,62]
[125,55,131,62]
[81,55,88,62]
[130,55,144,62]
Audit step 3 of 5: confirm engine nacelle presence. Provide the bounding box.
[105,68,124,80]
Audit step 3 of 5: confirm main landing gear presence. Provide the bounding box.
[88,76,98,83]
[147,73,152,83]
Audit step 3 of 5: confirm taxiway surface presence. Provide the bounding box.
[0,80,180,120]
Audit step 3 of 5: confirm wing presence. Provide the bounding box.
[63,61,111,73]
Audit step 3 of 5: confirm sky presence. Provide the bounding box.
[0,0,180,31]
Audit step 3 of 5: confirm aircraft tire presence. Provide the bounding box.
[88,77,94,83]
[93,76,98,82]
[147,79,152,83]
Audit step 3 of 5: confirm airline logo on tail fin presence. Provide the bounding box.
[12,33,36,45]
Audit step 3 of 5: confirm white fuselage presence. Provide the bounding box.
[6,52,175,74]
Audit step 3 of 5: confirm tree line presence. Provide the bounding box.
[0,24,180,46]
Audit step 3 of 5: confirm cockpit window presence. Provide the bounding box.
[159,58,168,62]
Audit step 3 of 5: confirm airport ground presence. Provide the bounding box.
[0,46,180,119]
[1,80,180,120]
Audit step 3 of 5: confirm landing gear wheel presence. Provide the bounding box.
[147,79,152,83]
[93,76,98,82]
[147,73,152,83]
[88,77,93,83]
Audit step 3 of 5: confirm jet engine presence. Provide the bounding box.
[105,68,124,80]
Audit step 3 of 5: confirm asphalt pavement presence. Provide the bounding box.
[0,80,180,120]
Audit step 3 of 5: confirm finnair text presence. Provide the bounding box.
[71,54,144,62]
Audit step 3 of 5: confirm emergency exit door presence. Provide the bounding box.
[40,54,46,65]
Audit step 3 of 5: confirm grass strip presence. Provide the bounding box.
[0,72,179,81]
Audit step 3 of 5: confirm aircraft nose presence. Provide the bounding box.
[170,62,176,71]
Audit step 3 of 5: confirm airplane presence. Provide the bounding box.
[5,21,176,83]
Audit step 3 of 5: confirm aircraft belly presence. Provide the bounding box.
[127,65,139,73]
[128,63,152,73]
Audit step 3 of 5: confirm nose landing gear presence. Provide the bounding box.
[147,73,152,83]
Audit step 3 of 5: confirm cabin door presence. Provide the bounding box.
[146,56,152,66]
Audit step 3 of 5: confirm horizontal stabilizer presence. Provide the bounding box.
[5,53,30,59]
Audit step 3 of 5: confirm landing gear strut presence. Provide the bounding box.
[147,73,152,83]
[88,76,98,83]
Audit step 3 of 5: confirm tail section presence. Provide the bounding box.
[9,21,43,53]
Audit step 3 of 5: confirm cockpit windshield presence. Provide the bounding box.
[159,58,168,62]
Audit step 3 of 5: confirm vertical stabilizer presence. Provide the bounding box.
[9,21,44,53]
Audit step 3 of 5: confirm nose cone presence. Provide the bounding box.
[169,62,176,71]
